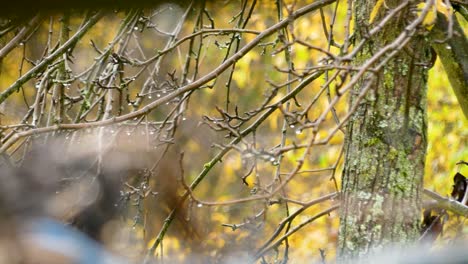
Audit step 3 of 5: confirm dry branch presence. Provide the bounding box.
[424,188,468,217]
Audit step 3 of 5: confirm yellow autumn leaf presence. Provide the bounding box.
[416,0,453,30]
[416,2,437,30]
[435,0,453,18]
[369,0,386,24]
[245,173,256,187]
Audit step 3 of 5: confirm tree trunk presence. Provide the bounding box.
[338,0,430,260]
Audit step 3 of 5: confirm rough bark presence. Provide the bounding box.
[338,0,430,260]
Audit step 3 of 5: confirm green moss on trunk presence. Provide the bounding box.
[337,0,430,261]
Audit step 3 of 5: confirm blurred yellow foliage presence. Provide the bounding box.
[0,0,465,262]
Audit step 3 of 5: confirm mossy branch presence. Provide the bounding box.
[430,12,468,119]
[451,1,468,21]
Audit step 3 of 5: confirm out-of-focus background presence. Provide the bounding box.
[0,1,466,263]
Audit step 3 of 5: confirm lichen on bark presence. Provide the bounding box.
[338,0,430,261]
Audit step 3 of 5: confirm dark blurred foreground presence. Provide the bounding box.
[347,242,468,264]
[0,135,132,263]
[0,132,190,263]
